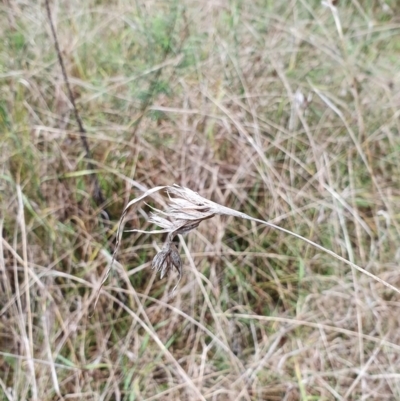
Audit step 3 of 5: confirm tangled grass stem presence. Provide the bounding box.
[92,185,400,313]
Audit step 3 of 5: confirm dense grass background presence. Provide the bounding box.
[1,0,400,399]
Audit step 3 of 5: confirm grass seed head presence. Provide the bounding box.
[152,240,182,285]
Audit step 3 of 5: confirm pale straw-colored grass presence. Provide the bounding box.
[3,0,400,400]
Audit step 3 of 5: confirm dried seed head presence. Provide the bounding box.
[152,241,183,290]
[112,186,244,295]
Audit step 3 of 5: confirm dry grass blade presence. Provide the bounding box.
[93,185,400,312]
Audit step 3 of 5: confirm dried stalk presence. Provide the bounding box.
[93,185,400,311]
[45,0,106,210]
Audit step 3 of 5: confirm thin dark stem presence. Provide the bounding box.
[44,0,106,210]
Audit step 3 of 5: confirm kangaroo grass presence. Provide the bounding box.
[93,185,400,312]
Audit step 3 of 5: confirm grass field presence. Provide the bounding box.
[1,0,400,400]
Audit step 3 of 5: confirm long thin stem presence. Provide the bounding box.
[44,0,106,210]
[240,213,400,295]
